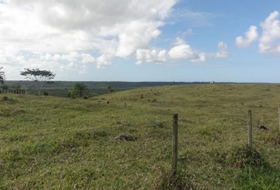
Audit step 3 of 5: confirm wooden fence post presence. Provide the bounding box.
[248,110,252,148]
[172,113,178,176]
[278,106,280,132]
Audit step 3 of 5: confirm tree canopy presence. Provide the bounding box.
[1,84,8,91]
[0,67,5,84]
[69,83,89,99]
[12,84,21,90]
[20,68,55,95]
[20,68,55,81]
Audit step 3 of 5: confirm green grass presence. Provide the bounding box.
[1,84,280,189]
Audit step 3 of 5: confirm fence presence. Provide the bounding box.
[0,89,26,94]
[1,109,278,179]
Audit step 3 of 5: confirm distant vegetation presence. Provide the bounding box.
[68,83,89,99]
[2,81,195,97]
[1,84,280,189]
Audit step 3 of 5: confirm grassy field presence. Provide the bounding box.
[1,84,280,189]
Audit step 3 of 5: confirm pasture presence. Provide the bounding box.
[1,84,280,189]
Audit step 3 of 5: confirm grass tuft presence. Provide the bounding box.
[225,145,267,168]
[154,166,192,190]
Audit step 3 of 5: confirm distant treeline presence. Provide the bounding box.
[3,81,211,97]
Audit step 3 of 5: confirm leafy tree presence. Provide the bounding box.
[20,68,55,95]
[1,84,8,92]
[107,85,114,94]
[0,67,5,84]
[68,88,78,99]
[12,84,21,90]
[69,83,88,98]
[11,84,22,93]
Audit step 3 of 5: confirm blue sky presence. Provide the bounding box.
[1,0,280,82]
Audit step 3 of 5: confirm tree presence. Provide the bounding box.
[69,83,88,98]
[107,85,114,94]
[0,67,5,84]
[13,84,21,90]
[1,84,8,93]
[11,84,22,93]
[20,68,55,95]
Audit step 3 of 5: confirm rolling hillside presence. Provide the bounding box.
[1,84,280,189]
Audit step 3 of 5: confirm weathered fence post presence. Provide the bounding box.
[172,113,178,176]
[248,110,252,148]
[278,106,280,132]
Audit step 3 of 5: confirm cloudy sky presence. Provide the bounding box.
[1,0,280,82]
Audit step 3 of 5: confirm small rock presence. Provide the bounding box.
[257,125,268,130]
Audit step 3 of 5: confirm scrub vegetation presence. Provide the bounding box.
[1,84,280,189]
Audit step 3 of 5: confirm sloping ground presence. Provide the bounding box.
[0,84,280,189]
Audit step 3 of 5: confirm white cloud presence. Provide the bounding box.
[235,26,258,48]
[0,45,25,65]
[94,47,115,68]
[0,0,177,77]
[61,52,80,62]
[136,49,167,64]
[259,11,280,54]
[53,54,61,61]
[81,53,95,64]
[116,21,163,57]
[168,44,205,62]
[4,0,177,51]
[236,11,280,55]
[96,54,112,69]
[157,50,167,62]
[174,37,186,45]
[216,41,229,58]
